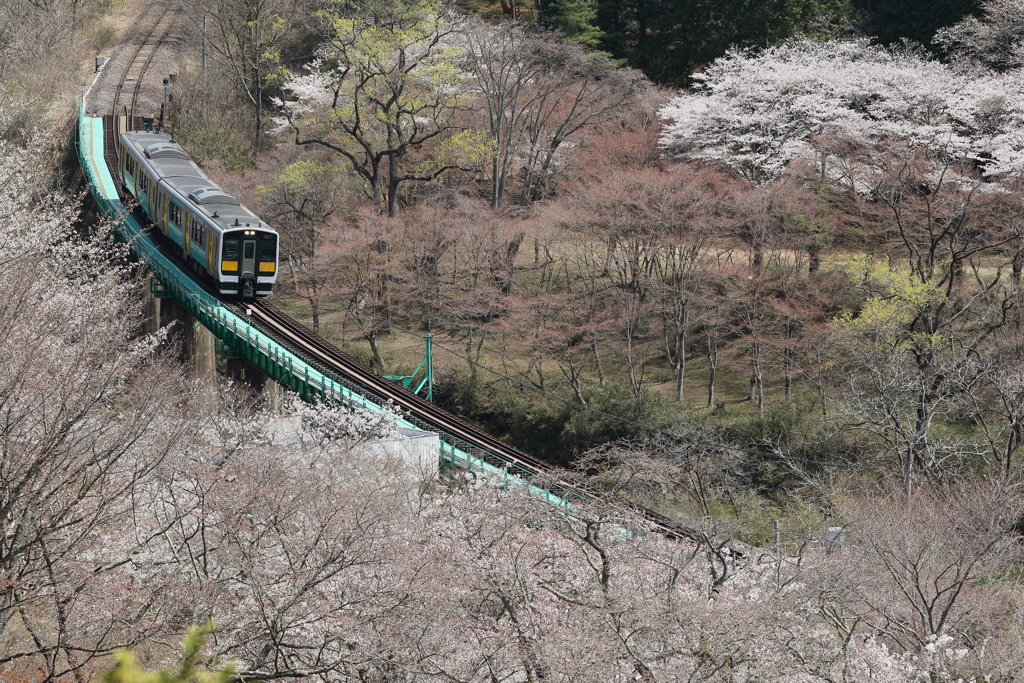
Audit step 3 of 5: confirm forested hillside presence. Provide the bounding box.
[4,0,1024,680]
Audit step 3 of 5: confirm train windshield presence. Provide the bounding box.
[258,234,276,261]
[223,238,240,259]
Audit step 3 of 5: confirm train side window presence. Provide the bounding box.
[191,220,204,246]
[169,203,181,227]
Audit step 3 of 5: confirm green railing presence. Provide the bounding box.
[77,110,575,507]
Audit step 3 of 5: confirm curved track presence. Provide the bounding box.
[111,2,177,121]
[94,7,703,544]
[245,299,702,542]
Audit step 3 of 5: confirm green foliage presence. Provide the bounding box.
[559,383,676,451]
[833,255,947,352]
[420,128,496,176]
[719,402,814,449]
[173,122,254,171]
[289,0,481,214]
[594,0,858,86]
[102,624,236,683]
[853,0,980,47]
[436,370,679,466]
[708,494,824,547]
[586,0,977,84]
[540,0,603,47]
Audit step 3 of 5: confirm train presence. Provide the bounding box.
[118,130,279,299]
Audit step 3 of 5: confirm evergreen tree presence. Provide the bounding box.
[539,0,603,47]
[853,0,981,47]
[593,0,858,86]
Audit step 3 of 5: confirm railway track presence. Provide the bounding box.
[103,1,177,165]
[91,4,704,544]
[244,299,703,542]
[113,2,176,121]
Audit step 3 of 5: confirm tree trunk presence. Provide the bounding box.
[592,338,605,386]
[675,306,688,402]
[367,331,385,370]
[808,244,821,276]
[706,337,718,408]
[751,340,764,417]
[784,346,793,405]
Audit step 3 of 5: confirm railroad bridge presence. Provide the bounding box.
[76,5,699,542]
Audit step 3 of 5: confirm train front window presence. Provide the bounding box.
[243,242,255,260]
[258,235,276,261]
[258,234,276,273]
[222,238,240,273]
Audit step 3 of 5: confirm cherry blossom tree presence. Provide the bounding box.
[935,0,1024,70]
[658,38,1024,185]
[0,105,198,681]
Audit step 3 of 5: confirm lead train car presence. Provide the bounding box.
[118,131,278,298]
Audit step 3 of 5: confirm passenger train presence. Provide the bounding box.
[119,131,278,298]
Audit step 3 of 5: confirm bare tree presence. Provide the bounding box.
[461,20,648,207]
[178,0,305,152]
[831,481,1024,661]
[830,153,1016,493]
[257,156,354,334]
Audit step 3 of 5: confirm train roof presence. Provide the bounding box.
[121,131,275,235]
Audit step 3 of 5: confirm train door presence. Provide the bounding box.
[241,238,257,298]
[241,238,256,276]
[206,231,216,273]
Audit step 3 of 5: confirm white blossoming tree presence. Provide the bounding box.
[658,38,1024,185]
[935,0,1024,70]
[0,97,199,678]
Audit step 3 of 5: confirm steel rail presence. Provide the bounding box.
[81,25,704,542]
[245,300,703,542]
[111,2,175,126]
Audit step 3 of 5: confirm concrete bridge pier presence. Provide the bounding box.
[143,284,161,335]
[154,293,217,385]
[144,279,278,399]
[224,357,268,392]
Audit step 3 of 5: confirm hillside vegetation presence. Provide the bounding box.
[5,0,1024,680]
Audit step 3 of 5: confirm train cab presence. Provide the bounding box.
[118,131,279,299]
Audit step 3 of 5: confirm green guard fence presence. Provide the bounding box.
[77,108,574,508]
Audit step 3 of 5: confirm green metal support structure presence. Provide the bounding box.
[77,109,574,509]
[385,333,433,401]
